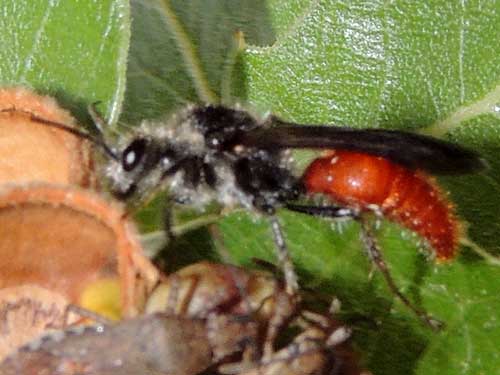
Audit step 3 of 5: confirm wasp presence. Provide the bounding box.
[2,102,485,328]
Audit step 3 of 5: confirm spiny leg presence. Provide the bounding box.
[358,217,443,330]
[287,204,443,330]
[259,216,302,358]
[265,205,350,351]
[269,215,299,296]
[283,203,355,307]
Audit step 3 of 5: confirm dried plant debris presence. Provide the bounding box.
[0,313,252,375]
[0,262,367,375]
[145,261,287,320]
[0,285,81,361]
[0,87,95,188]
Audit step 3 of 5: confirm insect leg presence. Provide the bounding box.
[87,102,107,134]
[286,203,358,218]
[86,103,119,160]
[61,304,113,328]
[358,217,444,330]
[269,216,299,296]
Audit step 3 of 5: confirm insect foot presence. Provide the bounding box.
[220,310,368,375]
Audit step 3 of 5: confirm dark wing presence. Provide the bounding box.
[237,124,486,175]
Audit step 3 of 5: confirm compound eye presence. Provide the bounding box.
[122,138,147,172]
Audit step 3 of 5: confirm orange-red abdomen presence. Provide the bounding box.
[303,150,460,260]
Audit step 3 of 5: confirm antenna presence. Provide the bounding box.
[0,107,119,161]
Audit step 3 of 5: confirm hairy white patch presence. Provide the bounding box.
[103,104,298,215]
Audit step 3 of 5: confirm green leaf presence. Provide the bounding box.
[122,0,275,123]
[235,1,500,374]
[416,261,500,375]
[124,1,500,374]
[0,0,130,123]
[11,0,497,374]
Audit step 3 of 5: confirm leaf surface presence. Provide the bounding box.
[126,2,500,374]
[234,2,500,374]
[4,1,498,374]
[0,0,130,122]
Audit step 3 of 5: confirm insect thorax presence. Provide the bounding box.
[105,104,302,213]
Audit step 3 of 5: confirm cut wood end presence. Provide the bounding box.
[0,87,95,188]
[0,285,75,361]
[0,184,158,323]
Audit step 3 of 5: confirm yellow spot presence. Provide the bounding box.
[79,278,121,321]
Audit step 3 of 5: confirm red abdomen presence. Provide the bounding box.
[303,150,460,260]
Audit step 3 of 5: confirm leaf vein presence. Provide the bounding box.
[272,0,320,49]
[156,0,217,103]
[423,83,500,137]
[459,0,466,103]
[20,0,60,81]
[128,60,190,104]
[91,1,117,87]
[418,65,441,118]
[376,0,392,125]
